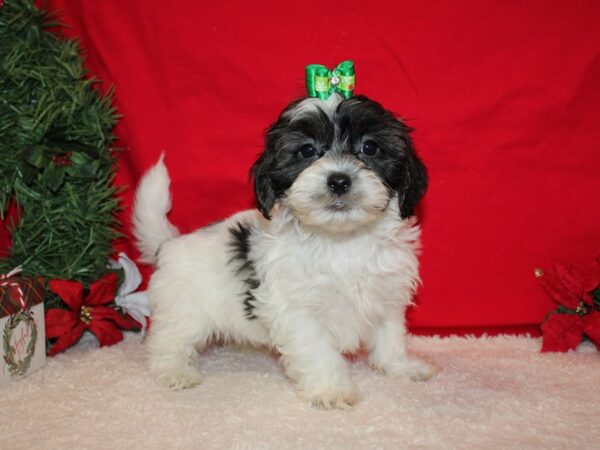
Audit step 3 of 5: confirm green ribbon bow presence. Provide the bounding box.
[305,60,356,100]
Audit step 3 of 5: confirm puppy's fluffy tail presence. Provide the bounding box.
[133,153,180,264]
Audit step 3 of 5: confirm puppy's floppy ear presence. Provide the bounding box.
[399,137,428,219]
[251,151,277,220]
[251,107,296,219]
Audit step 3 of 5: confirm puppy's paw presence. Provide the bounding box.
[303,382,361,410]
[382,357,438,382]
[156,368,204,390]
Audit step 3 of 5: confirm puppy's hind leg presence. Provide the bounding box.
[146,309,213,390]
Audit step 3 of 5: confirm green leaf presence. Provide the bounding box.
[19,161,38,185]
[555,305,577,315]
[0,193,8,218]
[48,139,100,159]
[43,164,66,192]
[593,288,600,308]
[66,152,97,179]
[23,145,47,168]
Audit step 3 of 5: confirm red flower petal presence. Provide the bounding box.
[48,279,84,310]
[584,312,600,348]
[583,262,600,299]
[121,315,141,330]
[92,306,141,330]
[86,272,119,306]
[553,261,585,298]
[541,313,585,352]
[47,323,85,356]
[88,318,123,347]
[537,268,580,310]
[45,308,78,338]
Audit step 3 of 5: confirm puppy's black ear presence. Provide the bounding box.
[251,107,296,220]
[399,139,428,219]
[251,152,277,220]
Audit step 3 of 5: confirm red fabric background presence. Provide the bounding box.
[27,0,600,334]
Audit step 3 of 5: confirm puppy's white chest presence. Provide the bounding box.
[310,253,406,347]
[314,276,385,351]
[254,225,417,352]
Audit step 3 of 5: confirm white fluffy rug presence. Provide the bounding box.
[1,334,599,449]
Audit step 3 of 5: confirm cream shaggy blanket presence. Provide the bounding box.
[1,334,599,449]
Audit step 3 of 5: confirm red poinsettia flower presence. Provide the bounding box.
[45,272,139,356]
[537,259,600,352]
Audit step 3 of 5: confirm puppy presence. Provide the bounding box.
[133,93,436,409]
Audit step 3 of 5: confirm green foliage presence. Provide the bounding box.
[0,0,120,307]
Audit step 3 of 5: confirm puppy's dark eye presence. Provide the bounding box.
[298,144,318,158]
[361,140,378,156]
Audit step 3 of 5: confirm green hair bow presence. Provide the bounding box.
[305,60,355,100]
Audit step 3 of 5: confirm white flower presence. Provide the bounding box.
[109,252,151,333]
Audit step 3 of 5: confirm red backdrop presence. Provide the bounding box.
[33,0,600,334]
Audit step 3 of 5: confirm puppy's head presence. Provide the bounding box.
[252,94,427,232]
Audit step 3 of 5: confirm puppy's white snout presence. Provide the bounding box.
[327,172,352,195]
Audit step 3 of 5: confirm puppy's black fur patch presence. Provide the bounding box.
[227,223,259,320]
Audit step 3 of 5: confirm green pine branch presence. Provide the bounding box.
[0,0,120,303]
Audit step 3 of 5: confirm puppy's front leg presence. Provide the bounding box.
[271,313,359,410]
[367,316,437,381]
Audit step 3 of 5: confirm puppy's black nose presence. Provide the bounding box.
[327,172,352,195]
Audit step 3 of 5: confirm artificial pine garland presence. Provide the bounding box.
[0,0,120,309]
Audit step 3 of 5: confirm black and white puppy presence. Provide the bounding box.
[133,93,435,409]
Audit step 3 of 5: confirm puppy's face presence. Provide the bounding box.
[252,94,427,232]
